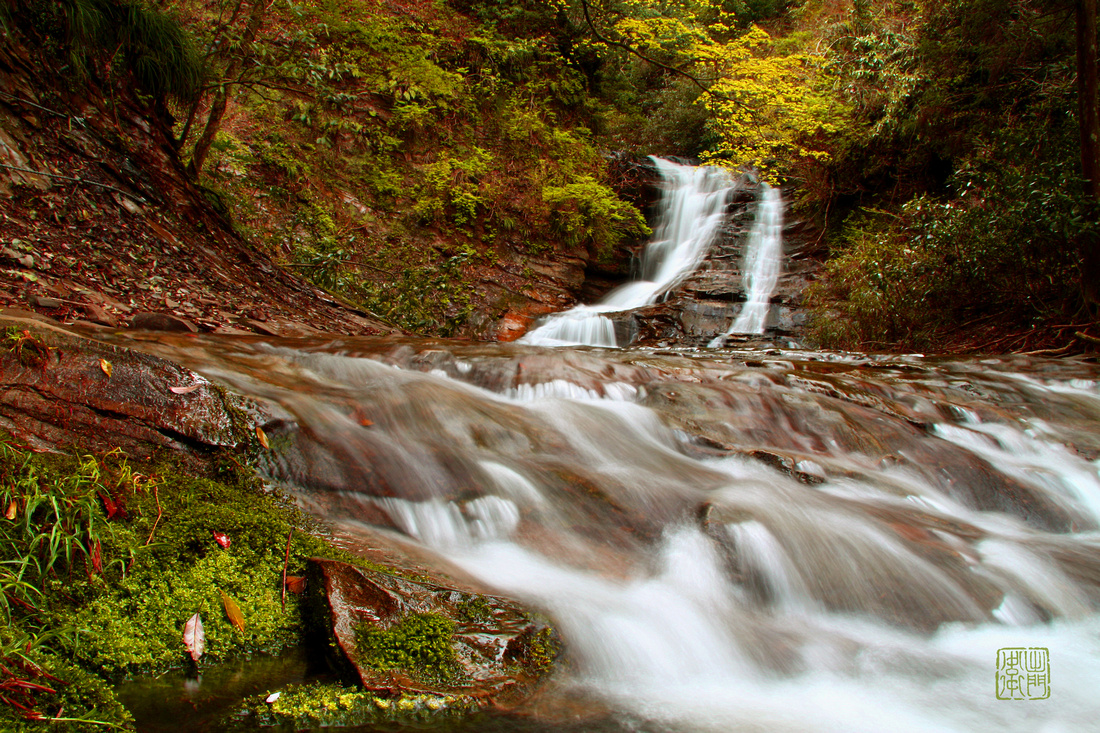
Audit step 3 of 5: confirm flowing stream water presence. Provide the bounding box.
[115,164,1100,731]
[127,332,1100,733]
[521,158,737,347]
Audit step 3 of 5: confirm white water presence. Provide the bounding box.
[144,338,1100,732]
[715,183,785,340]
[521,158,736,347]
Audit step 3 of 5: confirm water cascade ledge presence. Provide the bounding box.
[114,331,1100,733]
[521,158,740,347]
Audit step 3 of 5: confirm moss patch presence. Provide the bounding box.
[355,612,458,681]
[0,438,361,728]
[245,682,478,729]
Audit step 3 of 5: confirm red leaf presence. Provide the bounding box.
[90,539,102,575]
[183,613,205,661]
[212,531,231,549]
[99,491,119,519]
[284,576,306,594]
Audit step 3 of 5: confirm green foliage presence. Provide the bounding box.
[0,435,356,726]
[0,627,132,730]
[542,175,650,257]
[414,149,494,227]
[0,442,126,627]
[356,253,475,336]
[808,123,1097,349]
[23,0,205,103]
[355,612,458,675]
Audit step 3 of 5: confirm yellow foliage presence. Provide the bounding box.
[698,26,844,180]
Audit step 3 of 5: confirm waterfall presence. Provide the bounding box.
[521,158,736,347]
[711,183,784,344]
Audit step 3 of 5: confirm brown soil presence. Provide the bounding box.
[0,39,399,339]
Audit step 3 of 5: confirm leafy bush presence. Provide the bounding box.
[542,175,649,258]
[808,123,1097,349]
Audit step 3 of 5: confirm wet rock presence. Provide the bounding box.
[0,317,268,465]
[307,558,557,704]
[29,295,61,309]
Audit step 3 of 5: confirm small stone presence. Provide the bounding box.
[30,295,62,309]
[82,303,118,327]
[129,311,198,332]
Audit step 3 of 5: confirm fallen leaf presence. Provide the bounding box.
[255,426,270,450]
[90,539,102,574]
[99,358,112,377]
[183,613,205,661]
[170,384,202,394]
[220,589,245,632]
[212,530,231,549]
[99,491,120,519]
[265,692,281,704]
[4,500,16,520]
[284,576,306,594]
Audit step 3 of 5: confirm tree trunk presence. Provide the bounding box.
[1080,0,1099,198]
[186,0,268,178]
[1078,0,1099,307]
[186,87,229,177]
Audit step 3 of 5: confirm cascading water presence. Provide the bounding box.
[521,158,736,347]
[131,333,1100,733]
[712,183,785,342]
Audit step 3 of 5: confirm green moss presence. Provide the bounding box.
[455,593,492,623]
[354,612,458,680]
[0,438,365,726]
[524,626,561,673]
[245,682,477,729]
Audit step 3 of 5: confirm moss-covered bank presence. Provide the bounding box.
[0,435,481,730]
[0,439,341,728]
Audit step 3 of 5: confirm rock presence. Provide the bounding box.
[82,302,118,327]
[307,558,557,704]
[496,310,532,342]
[0,316,271,466]
[30,295,62,309]
[129,311,198,332]
[243,318,320,337]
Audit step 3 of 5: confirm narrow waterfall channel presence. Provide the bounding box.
[129,334,1100,733]
[521,158,736,347]
[714,183,785,340]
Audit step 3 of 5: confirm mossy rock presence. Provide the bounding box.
[307,558,559,705]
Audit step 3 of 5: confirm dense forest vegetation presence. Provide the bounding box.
[3,0,1099,349]
[2,1,1100,728]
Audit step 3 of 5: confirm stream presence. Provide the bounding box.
[111,160,1100,731]
[119,333,1100,732]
